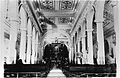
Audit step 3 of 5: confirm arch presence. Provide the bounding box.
[18,3,23,13]
[42,29,71,41]
[19,5,27,28]
[18,4,28,23]
[41,29,71,51]
[40,29,72,62]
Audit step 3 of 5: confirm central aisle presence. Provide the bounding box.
[47,66,66,78]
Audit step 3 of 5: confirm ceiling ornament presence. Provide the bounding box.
[60,0,74,10]
[40,0,55,10]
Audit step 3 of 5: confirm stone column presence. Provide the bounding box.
[26,19,32,64]
[71,36,73,62]
[73,36,76,64]
[69,37,72,63]
[19,27,27,64]
[117,1,120,77]
[95,1,105,64]
[76,30,80,64]
[110,1,120,77]
[77,39,81,64]
[9,18,18,64]
[35,32,38,63]
[86,8,94,64]
[111,0,118,60]
[0,0,5,76]
[38,34,42,62]
[19,7,27,64]
[8,0,19,64]
[0,24,4,77]
[31,27,36,64]
[81,21,87,64]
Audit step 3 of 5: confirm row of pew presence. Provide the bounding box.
[62,64,116,77]
[4,63,51,77]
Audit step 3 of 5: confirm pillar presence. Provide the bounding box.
[77,39,81,64]
[95,1,105,64]
[26,19,32,64]
[8,0,19,64]
[69,37,72,63]
[19,28,27,64]
[31,27,36,64]
[117,1,120,77]
[38,34,42,62]
[73,36,75,64]
[70,36,74,63]
[0,0,4,76]
[75,33,77,64]
[81,22,87,64]
[86,8,94,64]
[35,32,38,63]
[110,1,120,77]
[111,0,118,61]
[19,7,27,64]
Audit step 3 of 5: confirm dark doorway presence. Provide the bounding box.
[43,43,69,68]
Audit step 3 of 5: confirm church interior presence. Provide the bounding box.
[0,0,120,77]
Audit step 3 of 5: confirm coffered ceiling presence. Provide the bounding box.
[32,0,79,33]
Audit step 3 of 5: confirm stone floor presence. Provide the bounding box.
[47,66,66,78]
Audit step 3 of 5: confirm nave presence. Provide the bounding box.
[1,0,120,78]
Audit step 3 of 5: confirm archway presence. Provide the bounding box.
[41,29,72,62]
[41,29,71,46]
[43,43,69,68]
